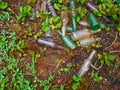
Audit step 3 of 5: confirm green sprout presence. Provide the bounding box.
[17,5,32,21]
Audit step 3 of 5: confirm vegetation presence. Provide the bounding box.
[0,0,119,90]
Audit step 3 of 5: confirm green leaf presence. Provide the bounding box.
[117,24,120,32]
[44,85,50,90]
[104,53,115,66]
[18,5,32,21]
[72,75,80,82]
[54,4,60,11]
[67,63,72,68]
[98,54,103,59]
[0,1,8,10]
[25,5,32,13]
[20,6,24,13]
[72,83,80,90]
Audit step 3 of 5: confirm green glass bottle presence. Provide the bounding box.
[87,12,100,30]
[57,30,77,50]
[69,0,77,31]
[115,0,120,4]
[66,26,74,32]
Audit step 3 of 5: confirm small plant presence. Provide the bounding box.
[17,5,32,21]
[58,63,72,74]
[98,52,115,66]
[49,16,62,30]
[72,75,86,90]
[34,74,54,90]
[91,70,102,83]
[76,7,87,22]
[0,11,11,20]
[0,30,36,89]
[0,1,8,10]
[97,0,120,31]
[72,75,81,90]
[54,3,67,11]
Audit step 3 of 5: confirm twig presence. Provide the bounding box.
[110,51,120,53]
[54,59,63,72]
[90,62,103,70]
[105,32,118,50]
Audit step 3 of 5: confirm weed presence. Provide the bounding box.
[96,0,120,31]
[0,11,11,20]
[51,85,64,90]
[34,74,54,90]
[0,30,36,89]
[76,7,87,22]
[98,52,115,66]
[0,1,8,10]
[54,3,67,11]
[49,16,62,30]
[114,62,120,68]
[58,63,72,74]
[72,75,86,90]
[17,5,32,21]
[91,70,102,83]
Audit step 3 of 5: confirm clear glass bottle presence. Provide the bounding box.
[37,37,65,49]
[61,10,68,36]
[46,1,57,17]
[77,50,96,77]
[71,29,101,41]
[80,37,101,47]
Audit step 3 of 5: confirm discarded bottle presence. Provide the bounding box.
[87,12,100,30]
[86,1,99,12]
[46,1,57,17]
[61,10,69,36]
[41,0,47,12]
[45,29,53,37]
[71,29,101,41]
[37,37,65,49]
[115,0,120,4]
[66,26,74,32]
[78,21,89,26]
[57,30,77,50]
[69,0,77,31]
[86,1,111,23]
[29,0,40,20]
[80,37,101,47]
[77,50,96,77]
[101,15,112,24]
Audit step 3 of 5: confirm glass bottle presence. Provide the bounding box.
[80,37,101,47]
[61,10,69,36]
[57,30,77,50]
[87,12,100,30]
[46,1,57,17]
[77,50,96,77]
[37,37,65,49]
[115,0,120,4]
[71,29,101,41]
[86,1,111,23]
[69,0,77,31]
[66,26,74,32]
